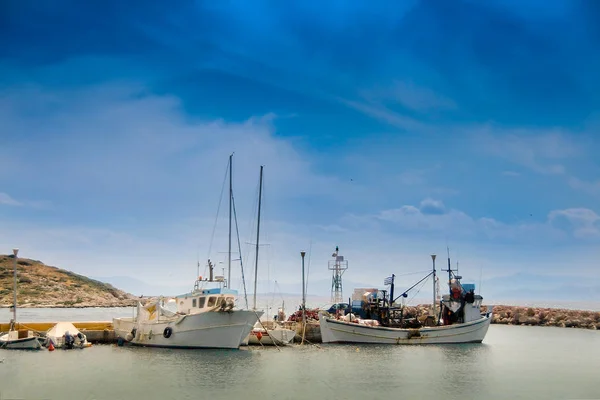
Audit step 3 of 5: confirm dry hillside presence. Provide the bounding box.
[0,255,137,308]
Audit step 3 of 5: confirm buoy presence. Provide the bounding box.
[48,343,55,352]
[256,331,263,341]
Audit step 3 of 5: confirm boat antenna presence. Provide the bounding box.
[252,165,264,311]
[431,254,437,320]
[447,246,452,295]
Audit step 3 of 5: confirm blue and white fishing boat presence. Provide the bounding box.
[319,252,493,345]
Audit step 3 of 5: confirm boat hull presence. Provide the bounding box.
[247,327,296,346]
[319,311,493,345]
[113,310,262,349]
[0,334,42,350]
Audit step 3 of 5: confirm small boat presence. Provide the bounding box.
[247,320,296,346]
[319,252,493,345]
[0,249,42,351]
[44,322,91,349]
[0,329,42,350]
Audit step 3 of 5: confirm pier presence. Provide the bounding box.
[0,321,117,344]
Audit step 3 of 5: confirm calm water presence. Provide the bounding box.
[1,324,599,400]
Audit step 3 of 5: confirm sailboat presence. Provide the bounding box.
[246,166,296,346]
[112,154,263,349]
[0,248,42,350]
[319,252,493,345]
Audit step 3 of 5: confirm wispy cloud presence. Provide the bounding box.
[568,177,600,197]
[548,208,600,239]
[0,193,21,206]
[474,128,579,175]
[502,171,521,177]
[360,80,457,112]
[335,97,426,132]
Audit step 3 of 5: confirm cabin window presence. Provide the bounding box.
[207,296,216,307]
[192,298,197,307]
[198,297,206,308]
[216,297,223,307]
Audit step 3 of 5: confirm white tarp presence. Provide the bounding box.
[46,322,87,347]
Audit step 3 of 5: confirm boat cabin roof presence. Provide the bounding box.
[175,287,238,299]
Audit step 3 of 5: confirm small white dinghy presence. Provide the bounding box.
[0,329,42,350]
[45,322,91,349]
[247,321,296,346]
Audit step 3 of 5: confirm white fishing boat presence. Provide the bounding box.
[319,252,493,345]
[44,322,91,349]
[113,154,263,349]
[113,285,262,349]
[0,248,42,351]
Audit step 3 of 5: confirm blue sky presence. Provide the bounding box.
[1,0,599,303]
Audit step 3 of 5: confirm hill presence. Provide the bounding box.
[0,255,137,308]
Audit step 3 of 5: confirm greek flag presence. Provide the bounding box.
[384,276,393,285]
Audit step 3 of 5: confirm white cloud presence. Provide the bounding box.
[347,198,599,245]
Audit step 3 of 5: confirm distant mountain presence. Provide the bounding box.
[0,255,136,308]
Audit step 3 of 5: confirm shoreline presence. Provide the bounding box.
[486,305,600,330]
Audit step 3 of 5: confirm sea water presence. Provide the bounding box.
[1,310,599,399]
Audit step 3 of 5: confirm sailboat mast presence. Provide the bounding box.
[431,254,437,319]
[253,165,264,311]
[12,248,19,324]
[228,153,233,288]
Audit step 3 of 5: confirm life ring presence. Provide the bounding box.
[163,327,173,338]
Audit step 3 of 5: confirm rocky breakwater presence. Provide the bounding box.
[398,304,600,330]
[487,305,600,330]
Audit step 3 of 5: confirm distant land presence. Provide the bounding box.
[0,255,137,308]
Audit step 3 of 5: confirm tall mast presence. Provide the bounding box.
[253,165,264,310]
[228,153,233,287]
[431,254,437,319]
